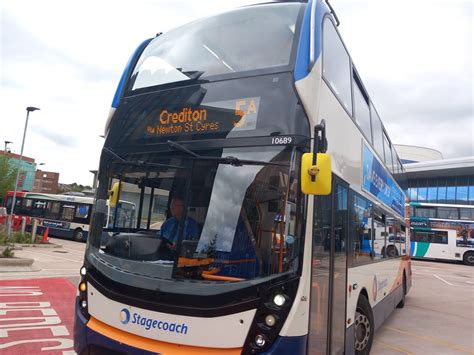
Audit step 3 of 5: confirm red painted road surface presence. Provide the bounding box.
[0,278,76,354]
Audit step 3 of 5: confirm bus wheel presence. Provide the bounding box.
[73,228,84,242]
[355,295,374,355]
[386,245,398,257]
[397,273,406,308]
[463,251,474,266]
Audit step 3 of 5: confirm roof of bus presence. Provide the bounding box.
[411,202,474,209]
[22,192,94,205]
[9,191,136,208]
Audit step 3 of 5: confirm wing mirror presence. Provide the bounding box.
[301,120,332,195]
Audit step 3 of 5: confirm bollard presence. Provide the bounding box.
[31,219,38,243]
[21,217,27,235]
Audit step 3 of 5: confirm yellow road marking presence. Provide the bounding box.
[385,326,474,354]
[374,340,414,354]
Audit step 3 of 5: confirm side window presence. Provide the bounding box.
[370,103,384,160]
[400,225,407,256]
[45,201,61,219]
[31,200,46,217]
[382,131,393,168]
[415,207,436,218]
[373,210,386,260]
[61,204,75,221]
[352,73,372,142]
[460,208,474,220]
[322,19,352,113]
[431,231,448,244]
[352,194,373,265]
[386,217,401,258]
[413,231,429,242]
[22,198,33,215]
[75,204,90,221]
[437,207,458,219]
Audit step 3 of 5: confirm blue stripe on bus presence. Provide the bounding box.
[410,241,415,256]
[74,299,156,355]
[111,38,153,108]
[261,335,307,354]
[294,0,329,82]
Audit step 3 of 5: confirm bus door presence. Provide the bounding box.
[309,177,348,354]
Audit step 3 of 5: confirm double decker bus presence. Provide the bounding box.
[4,191,135,242]
[74,1,411,354]
[410,202,474,265]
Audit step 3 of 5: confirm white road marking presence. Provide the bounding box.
[433,274,454,286]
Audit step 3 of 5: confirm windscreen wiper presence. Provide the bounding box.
[167,141,289,167]
[103,147,185,169]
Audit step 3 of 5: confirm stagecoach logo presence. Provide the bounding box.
[118,308,189,335]
[372,276,378,302]
[120,308,131,324]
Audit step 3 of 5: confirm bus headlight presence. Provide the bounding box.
[273,294,286,307]
[264,314,277,327]
[78,265,90,320]
[243,280,298,354]
[255,334,266,348]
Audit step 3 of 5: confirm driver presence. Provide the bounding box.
[160,197,199,250]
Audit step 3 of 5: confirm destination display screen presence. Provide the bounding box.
[146,97,260,137]
[107,73,310,147]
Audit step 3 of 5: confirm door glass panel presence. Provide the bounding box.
[331,184,348,354]
[310,180,348,354]
[309,193,332,354]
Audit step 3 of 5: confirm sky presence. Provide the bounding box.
[1,0,472,185]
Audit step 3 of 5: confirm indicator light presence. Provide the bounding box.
[81,300,87,309]
[80,266,87,276]
[79,282,87,293]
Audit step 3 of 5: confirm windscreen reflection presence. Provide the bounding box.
[91,146,303,282]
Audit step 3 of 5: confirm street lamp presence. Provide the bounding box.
[7,106,40,237]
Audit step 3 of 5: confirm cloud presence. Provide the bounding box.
[30,125,78,148]
[0,0,472,186]
[335,0,473,159]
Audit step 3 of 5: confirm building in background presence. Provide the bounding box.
[0,150,36,191]
[404,157,474,204]
[32,169,60,194]
[394,144,443,164]
[397,144,474,264]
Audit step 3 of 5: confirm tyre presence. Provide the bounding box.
[463,251,474,266]
[73,228,84,242]
[397,274,406,308]
[355,295,374,355]
[386,245,398,257]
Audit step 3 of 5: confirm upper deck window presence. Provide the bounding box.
[322,19,352,113]
[352,75,371,142]
[370,104,384,161]
[129,3,303,91]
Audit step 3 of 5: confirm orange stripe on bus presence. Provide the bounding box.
[87,317,242,354]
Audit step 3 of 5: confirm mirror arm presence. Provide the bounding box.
[311,119,327,181]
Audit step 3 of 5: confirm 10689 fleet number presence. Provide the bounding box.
[271,137,292,145]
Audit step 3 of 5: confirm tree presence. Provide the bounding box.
[0,155,18,205]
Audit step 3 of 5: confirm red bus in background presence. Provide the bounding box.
[2,191,27,230]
